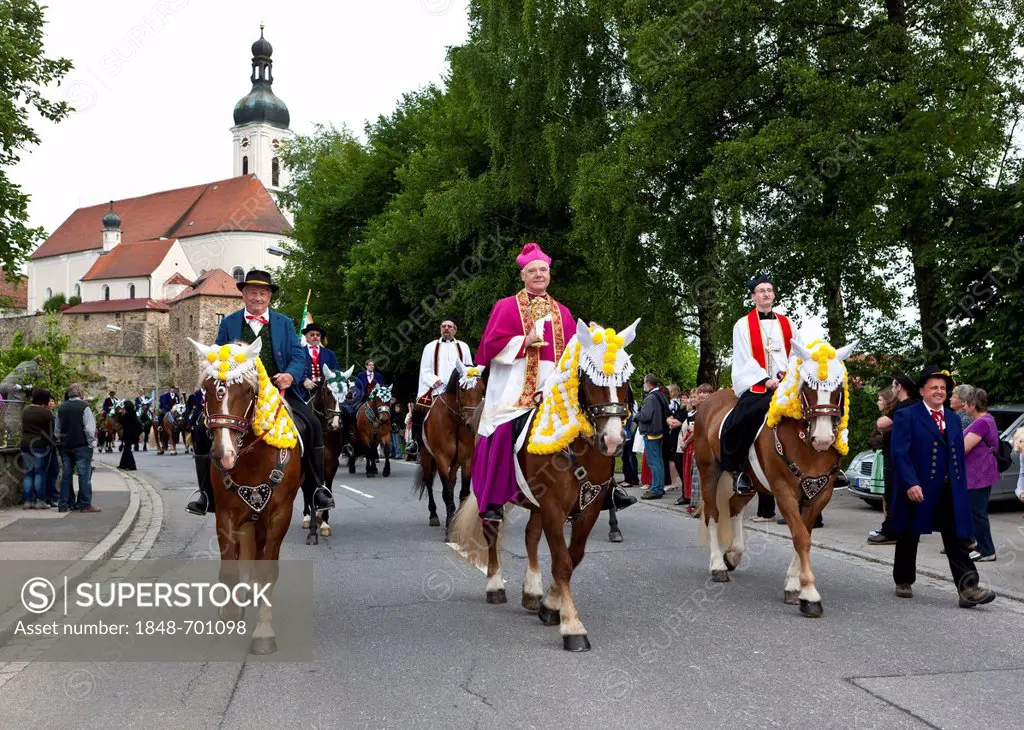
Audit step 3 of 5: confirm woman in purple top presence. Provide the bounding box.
[962,388,1000,561]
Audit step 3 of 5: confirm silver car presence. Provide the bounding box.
[847,405,1024,507]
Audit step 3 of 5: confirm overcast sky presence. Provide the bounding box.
[14,0,470,237]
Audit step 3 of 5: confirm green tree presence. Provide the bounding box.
[0,0,72,271]
[0,314,83,395]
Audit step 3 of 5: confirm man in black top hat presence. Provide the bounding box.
[185,270,335,516]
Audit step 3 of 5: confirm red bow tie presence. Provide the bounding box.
[246,314,268,325]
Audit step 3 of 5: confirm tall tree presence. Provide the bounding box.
[0,0,72,272]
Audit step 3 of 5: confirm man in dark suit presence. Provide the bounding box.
[185,270,335,517]
[158,386,180,424]
[299,322,341,400]
[889,366,995,607]
[351,359,387,403]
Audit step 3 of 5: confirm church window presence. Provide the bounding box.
[45,288,52,300]
[128,283,136,299]
[176,354,181,366]
[102,285,110,300]
[74,283,81,298]
[232,267,245,283]
[242,155,249,175]
[216,313,225,324]
[272,157,280,187]
[189,315,194,328]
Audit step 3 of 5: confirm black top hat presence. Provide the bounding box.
[916,365,955,393]
[889,374,919,398]
[748,273,773,292]
[301,322,325,336]
[237,269,279,293]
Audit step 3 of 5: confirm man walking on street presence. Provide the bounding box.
[637,373,669,500]
[55,382,100,513]
[889,366,994,607]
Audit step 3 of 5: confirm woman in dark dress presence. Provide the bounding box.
[117,401,141,470]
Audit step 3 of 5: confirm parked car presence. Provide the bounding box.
[847,405,1024,508]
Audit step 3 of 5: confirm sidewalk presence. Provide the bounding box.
[0,463,141,637]
[628,482,1024,602]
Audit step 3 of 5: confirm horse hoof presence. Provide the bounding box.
[486,589,507,604]
[538,605,561,626]
[711,570,730,583]
[383,468,391,477]
[799,600,824,618]
[301,515,311,529]
[319,523,331,536]
[563,634,591,652]
[429,515,440,527]
[306,533,319,546]
[522,594,541,612]
[784,590,800,605]
[724,552,741,571]
[608,530,623,543]
[250,637,277,655]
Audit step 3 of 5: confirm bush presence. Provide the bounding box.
[42,293,66,312]
[67,295,81,306]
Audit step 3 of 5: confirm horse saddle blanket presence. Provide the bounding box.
[719,407,771,493]
[512,411,541,508]
[414,394,433,412]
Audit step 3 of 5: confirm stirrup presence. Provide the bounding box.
[733,472,755,495]
[185,489,209,516]
[313,486,335,513]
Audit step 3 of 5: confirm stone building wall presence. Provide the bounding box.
[168,295,239,391]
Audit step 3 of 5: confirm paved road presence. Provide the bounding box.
[1,449,1022,729]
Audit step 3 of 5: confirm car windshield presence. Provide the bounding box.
[991,409,1024,436]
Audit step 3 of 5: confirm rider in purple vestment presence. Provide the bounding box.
[472,243,574,523]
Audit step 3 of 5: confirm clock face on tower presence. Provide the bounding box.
[241,137,250,149]
[272,138,280,150]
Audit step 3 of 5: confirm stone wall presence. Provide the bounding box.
[169,296,239,389]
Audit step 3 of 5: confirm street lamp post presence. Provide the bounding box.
[106,324,158,399]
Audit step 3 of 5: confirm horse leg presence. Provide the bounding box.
[701,467,732,582]
[485,523,506,605]
[724,493,755,571]
[382,439,391,477]
[522,510,544,611]
[543,505,593,651]
[774,486,822,617]
[217,515,246,622]
[607,500,622,542]
[300,477,318,546]
[348,446,356,474]
[440,474,457,541]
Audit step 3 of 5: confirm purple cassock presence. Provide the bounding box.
[471,290,573,514]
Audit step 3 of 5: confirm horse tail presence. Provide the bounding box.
[449,494,503,568]
[412,451,436,500]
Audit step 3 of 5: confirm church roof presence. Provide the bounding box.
[32,175,291,260]
[0,269,28,309]
[167,268,243,304]
[81,239,177,281]
[62,298,171,314]
[164,272,192,286]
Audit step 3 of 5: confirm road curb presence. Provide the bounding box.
[635,496,1024,604]
[0,462,142,643]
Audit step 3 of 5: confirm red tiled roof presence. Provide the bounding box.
[164,272,192,286]
[168,268,243,304]
[62,298,170,314]
[81,239,176,281]
[0,269,28,308]
[32,176,291,260]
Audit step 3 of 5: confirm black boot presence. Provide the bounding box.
[186,455,214,515]
[733,471,755,496]
[834,474,850,489]
[481,504,503,523]
[310,446,335,512]
[602,485,637,511]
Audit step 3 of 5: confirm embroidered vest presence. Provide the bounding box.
[241,318,279,378]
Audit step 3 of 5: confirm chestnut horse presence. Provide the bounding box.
[348,384,392,478]
[450,318,639,651]
[158,404,186,455]
[301,364,354,544]
[189,338,303,655]
[413,361,485,537]
[694,339,856,617]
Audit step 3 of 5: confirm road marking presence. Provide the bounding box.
[338,484,375,499]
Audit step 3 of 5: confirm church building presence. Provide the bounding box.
[24,26,296,314]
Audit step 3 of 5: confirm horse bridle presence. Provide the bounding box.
[797,386,844,440]
[772,385,844,503]
[577,378,630,432]
[440,383,479,425]
[309,382,345,423]
[203,380,259,453]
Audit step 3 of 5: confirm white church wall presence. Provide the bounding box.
[150,241,197,295]
[179,230,294,279]
[26,251,100,311]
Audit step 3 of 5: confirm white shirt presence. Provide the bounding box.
[417,338,474,399]
[245,309,268,337]
[731,312,802,397]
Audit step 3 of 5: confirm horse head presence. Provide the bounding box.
[452,361,486,422]
[530,318,640,458]
[774,339,858,453]
[370,383,393,417]
[188,338,265,470]
[321,364,354,432]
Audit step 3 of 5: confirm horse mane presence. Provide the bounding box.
[445,368,461,394]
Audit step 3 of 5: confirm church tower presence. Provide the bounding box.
[231,25,294,200]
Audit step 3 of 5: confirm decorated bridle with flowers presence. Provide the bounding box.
[529,318,640,456]
[766,338,857,500]
[317,364,354,423]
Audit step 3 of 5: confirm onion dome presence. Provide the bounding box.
[233,25,290,129]
[102,201,121,229]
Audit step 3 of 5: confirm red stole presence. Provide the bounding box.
[514,290,566,408]
[746,309,792,394]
